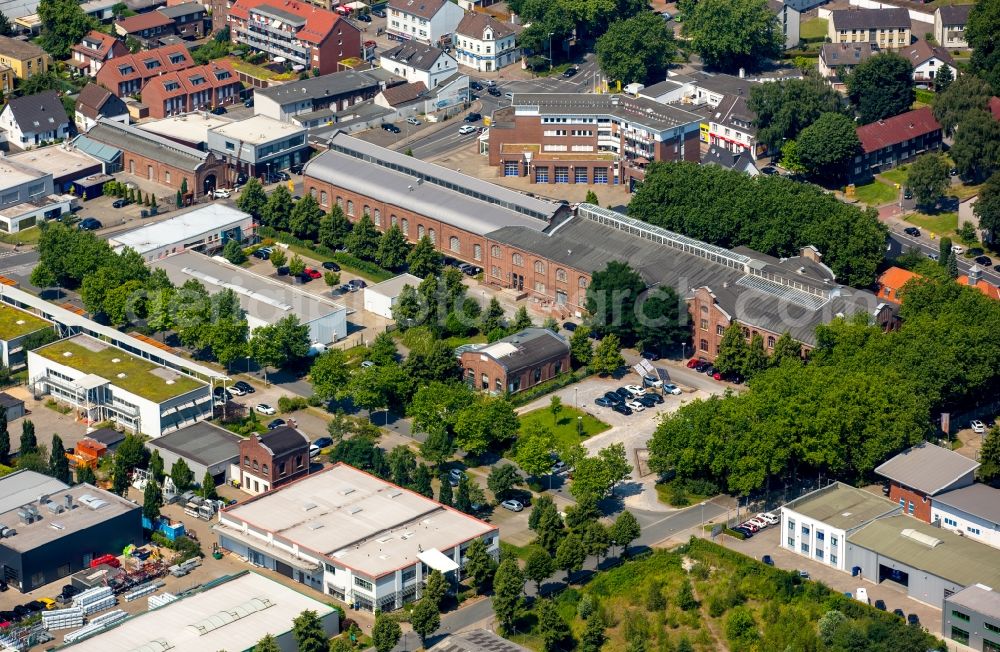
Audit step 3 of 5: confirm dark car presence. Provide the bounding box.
[356,12,371,21]
[611,402,633,416]
[595,396,613,408]
[893,608,905,619]
[903,187,913,200]
[236,173,248,185]
[704,365,716,376]
[903,226,920,237]
[761,166,777,175]
[969,247,985,257]
[276,266,290,276]
[640,350,660,361]
[975,255,993,267]
[615,387,632,400]
[322,261,341,271]
[372,7,385,16]
[487,86,501,97]
[381,123,401,133]
[637,394,658,408]
[694,360,711,372]
[267,418,286,430]
[313,436,334,449]
[464,112,481,122]
[348,278,367,290]
[644,392,664,404]
[874,599,886,611]
[78,217,102,231]
[563,66,578,77]
[253,247,272,260]
[290,163,304,174]
[275,171,291,181]
[761,555,774,566]
[213,387,232,401]
[211,106,227,115]
[732,526,753,538]
[244,97,254,108]
[907,614,919,626]
[603,391,623,405]
[563,321,577,331]
[112,198,130,208]
[233,380,254,394]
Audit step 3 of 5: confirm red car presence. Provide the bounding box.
[687,357,707,369]
[304,268,322,279]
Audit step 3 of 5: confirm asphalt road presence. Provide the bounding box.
[887,228,1000,286]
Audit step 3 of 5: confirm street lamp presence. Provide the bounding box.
[548,32,555,71]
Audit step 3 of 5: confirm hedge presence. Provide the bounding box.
[510,366,591,407]
[256,226,393,282]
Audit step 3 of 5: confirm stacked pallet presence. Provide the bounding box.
[62,610,127,644]
[41,607,84,631]
[72,586,116,615]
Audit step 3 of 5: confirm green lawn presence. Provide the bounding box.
[518,405,609,451]
[879,167,909,188]
[655,478,716,508]
[906,211,958,236]
[0,226,42,245]
[800,17,828,41]
[852,180,897,205]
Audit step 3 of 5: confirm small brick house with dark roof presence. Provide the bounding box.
[850,107,942,183]
[461,328,570,394]
[75,83,129,132]
[238,426,310,495]
[70,31,128,78]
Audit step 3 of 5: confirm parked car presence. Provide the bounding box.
[321,261,341,271]
[695,360,712,372]
[290,163,304,174]
[907,614,919,626]
[761,166,777,175]
[487,86,501,97]
[500,499,524,512]
[381,123,401,133]
[903,226,920,237]
[893,608,905,619]
[228,384,246,396]
[756,512,780,525]
[642,392,663,405]
[612,402,633,416]
[703,365,716,376]
[663,383,682,395]
[211,188,231,199]
[244,98,254,108]
[304,267,322,279]
[211,106,227,115]
[603,391,623,405]
[952,244,965,254]
[625,399,645,412]
[505,92,514,100]
[637,395,658,408]
[761,555,774,566]
[874,599,886,611]
[745,517,768,529]
[78,217,102,231]
[406,117,421,125]
[642,374,663,388]
[595,396,613,408]
[975,255,993,267]
[256,403,276,415]
[972,420,987,434]
[372,7,385,16]
[252,247,271,260]
[797,570,810,579]
[112,198,130,208]
[348,278,367,290]
[470,81,483,91]
[356,12,371,21]
[448,468,466,486]
[615,387,633,401]
[562,321,577,331]
[360,360,375,368]
[563,66,578,77]
[739,521,760,533]
[309,444,321,458]
[640,350,660,361]
[624,384,645,396]
[459,125,477,135]
[234,380,254,394]
[267,418,286,430]
[464,112,482,122]
[732,526,753,538]
[236,173,248,185]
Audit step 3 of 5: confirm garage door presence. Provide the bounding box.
[274,560,293,578]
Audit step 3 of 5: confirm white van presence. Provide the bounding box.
[855,588,870,605]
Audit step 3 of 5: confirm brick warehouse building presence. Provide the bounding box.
[461,328,570,394]
[488,94,702,191]
[304,134,892,358]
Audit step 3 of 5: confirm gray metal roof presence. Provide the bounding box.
[304,132,561,230]
[468,328,569,373]
[874,442,980,495]
[831,7,910,30]
[381,42,450,72]
[258,426,309,457]
[156,1,203,17]
[255,68,398,105]
[148,421,241,466]
[933,483,1000,525]
[948,584,1000,620]
[87,118,209,173]
[783,482,899,531]
[511,93,701,133]
[366,273,423,298]
[690,72,757,97]
[0,470,70,516]
[429,630,530,652]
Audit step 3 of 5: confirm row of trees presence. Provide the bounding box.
[628,162,888,287]
[649,271,1000,495]
[932,74,1000,184]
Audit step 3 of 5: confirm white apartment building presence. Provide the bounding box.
[454,13,518,72]
[379,42,458,89]
[215,464,499,612]
[386,0,464,46]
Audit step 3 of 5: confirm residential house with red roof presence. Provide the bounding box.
[959,266,1000,302]
[850,107,942,183]
[114,12,177,47]
[70,31,128,78]
[226,0,361,75]
[95,44,195,97]
[876,266,920,304]
[140,61,243,118]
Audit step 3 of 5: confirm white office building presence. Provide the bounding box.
[386,0,464,45]
[932,483,1000,551]
[109,203,254,261]
[207,115,310,179]
[215,463,499,612]
[363,273,422,319]
[0,157,73,234]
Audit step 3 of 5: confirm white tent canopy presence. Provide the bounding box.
[418,548,459,573]
[345,1,368,8]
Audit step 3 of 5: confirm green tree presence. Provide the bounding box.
[111,456,130,495]
[288,194,324,241]
[950,110,1000,182]
[412,463,433,497]
[939,236,953,267]
[76,465,97,485]
[318,206,353,251]
[236,177,267,217]
[796,112,860,178]
[570,325,594,366]
[515,422,555,478]
[464,537,496,591]
[200,470,217,499]
[292,610,328,652]
[344,214,380,261]
[406,235,443,277]
[967,0,1000,90]
[263,184,293,230]
[974,172,1000,239]
[725,606,758,649]
[907,152,951,208]
[176,189,183,208]
[611,510,641,556]
[309,348,350,402]
[222,238,247,265]
[410,598,441,645]
[596,12,676,85]
[591,333,625,375]
[555,532,586,583]
[743,333,769,378]
[376,224,411,270]
[933,73,993,136]
[0,11,11,36]
[585,189,599,204]
[492,558,525,633]
[981,426,1000,484]
[252,634,281,652]
[49,434,70,484]
[288,254,306,276]
[713,323,748,376]
[19,420,37,456]
[538,598,573,651]
[847,53,915,124]
[934,64,953,92]
[530,495,565,553]
[424,569,447,607]
[580,612,607,652]
[681,0,781,72]
[771,332,803,366]
[37,0,98,58]
[371,613,401,652]
[387,445,417,488]
[677,579,698,610]
[142,476,163,523]
[438,475,453,505]
[480,297,505,335]
[511,305,533,331]
[524,548,555,593]
[0,405,8,464]
[947,247,959,278]
[586,260,644,342]
[487,463,522,501]
[453,394,519,454]
[269,248,287,268]
[749,76,847,152]
[170,458,194,492]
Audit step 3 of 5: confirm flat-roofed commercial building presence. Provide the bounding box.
[61,570,338,651]
[0,470,142,592]
[207,115,309,178]
[363,273,422,319]
[943,583,1000,650]
[152,251,347,344]
[8,144,104,193]
[109,204,254,261]
[0,302,53,370]
[0,156,73,234]
[215,463,499,612]
[27,334,213,438]
[780,482,900,572]
[146,421,241,486]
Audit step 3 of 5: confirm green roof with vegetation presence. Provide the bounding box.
[35,336,204,403]
[0,304,51,341]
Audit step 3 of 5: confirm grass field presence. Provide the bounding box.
[906,211,958,236]
[879,167,909,188]
[0,226,42,245]
[852,180,897,205]
[800,17,828,40]
[518,405,609,452]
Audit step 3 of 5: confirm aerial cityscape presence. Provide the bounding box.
[0,0,994,649]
